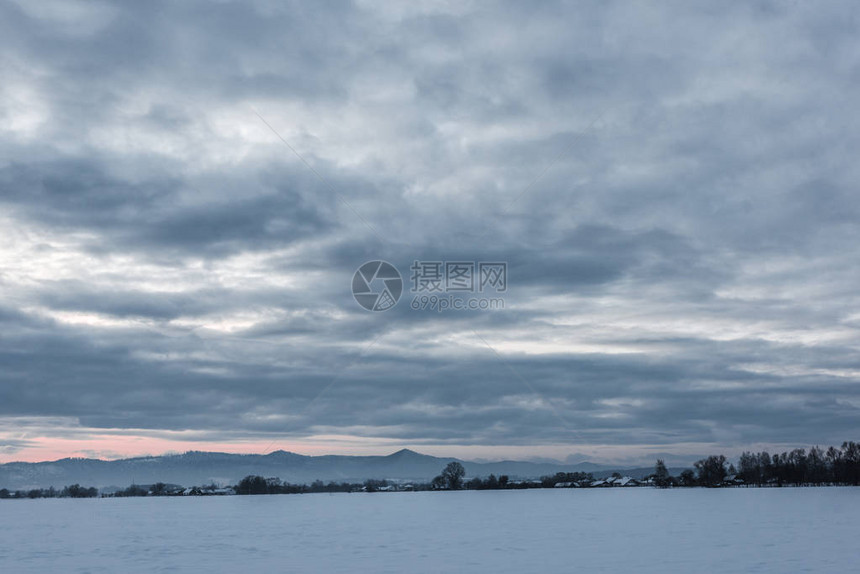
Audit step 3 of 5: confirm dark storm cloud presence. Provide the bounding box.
[0,157,336,257]
[1,0,859,458]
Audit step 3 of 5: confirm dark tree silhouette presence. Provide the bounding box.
[61,484,98,498]
[441,462,466,490]
[235,475,269,495]
[116,484,148,497]
[466,477,484,489]
[694,455,727,487]
[678,469,696,486]
[737,451,760,485]
[654,459,671,488]
[363,479,390,493]
[841,441,860,485]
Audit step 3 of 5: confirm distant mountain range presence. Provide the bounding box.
[0,449,688,490]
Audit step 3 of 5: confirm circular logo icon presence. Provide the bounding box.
[352,261,403,312]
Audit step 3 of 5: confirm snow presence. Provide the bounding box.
[0,487,858,573]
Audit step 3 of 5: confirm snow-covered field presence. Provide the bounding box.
[1,488,858,573]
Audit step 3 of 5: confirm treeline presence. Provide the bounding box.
[235,475,419,494]
[235,475,314,494]
[112,482,184,497]
[736,441,860,486]
[0,484,98,499]
[233,464,598,495]
[429,461,595,490]
[107,482,236,497]
[652,441,860,488]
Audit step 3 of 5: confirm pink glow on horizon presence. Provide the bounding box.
[1,429,786,465]
[1,436,295,463]
[0,434,411,463]
[1,434,575,463]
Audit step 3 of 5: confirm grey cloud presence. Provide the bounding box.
[1,0,859,459]
[0,157,338,257]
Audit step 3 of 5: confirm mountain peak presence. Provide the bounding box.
[264,450,305,459]
[388,448,423,458]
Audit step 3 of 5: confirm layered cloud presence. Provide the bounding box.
[1,0,859,463]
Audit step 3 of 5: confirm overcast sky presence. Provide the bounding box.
[1,0,858,465]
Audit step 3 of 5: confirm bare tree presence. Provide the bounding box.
[441,462,466,490]
[694,455,727,487]
[654,459,671,488]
